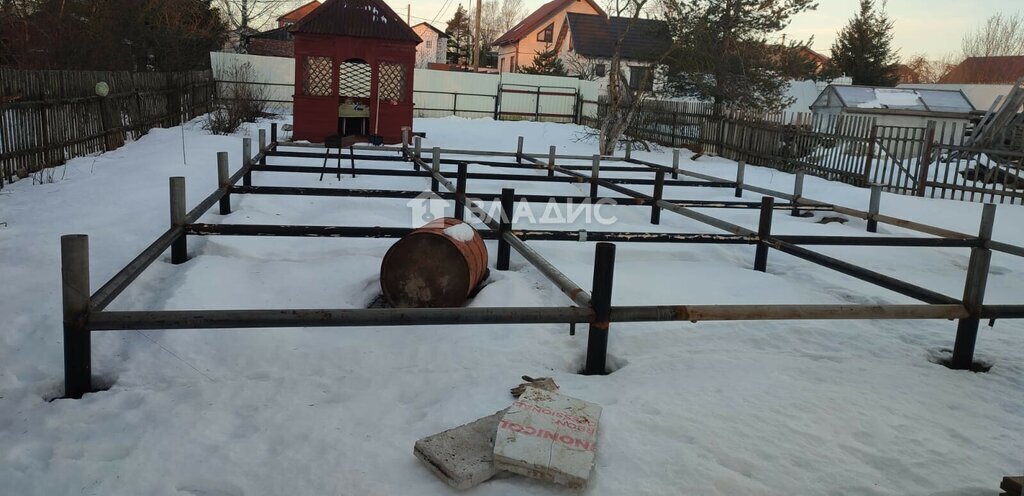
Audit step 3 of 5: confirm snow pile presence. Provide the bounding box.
[0,115,1022,495]
[856,88,925,109]
[442,222,476,242]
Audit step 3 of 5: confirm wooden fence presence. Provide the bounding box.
[0,68,215,189]
[583,98,1024,205]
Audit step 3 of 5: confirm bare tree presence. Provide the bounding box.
[961,11,1024,58]
[902,53,960,84]
[564,52,602,80]
[458,0,506,67]
[219,0,295,32]
[497,0,526,32]
[601,0,667,18]
[597,0,671,155]
[479,0,502,47]
[206,62,270,135]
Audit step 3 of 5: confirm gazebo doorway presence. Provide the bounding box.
[338,58,371,138]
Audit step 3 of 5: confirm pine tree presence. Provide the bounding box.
[519,47,567,76]
[829,0,900,86]
[445,5,473,65]
[662,0,818,112]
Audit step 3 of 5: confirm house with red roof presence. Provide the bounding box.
[246,1,322,57]
[492,0,606,74]
[278,1,322,28]
[940,56,1024,84]
[491,0,671,90]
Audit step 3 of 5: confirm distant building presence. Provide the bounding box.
[796,47,830,74]
[896,64,919,84]
[559,13,671,90]
[940,56,1024,84]
[490,0,670,89]
[246,1,322,57]
[412,22,448,68]
[492,0,605,73]
[278,1,321,28]
[247,27,295,57]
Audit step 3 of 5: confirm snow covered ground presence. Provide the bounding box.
[1,116,1022,495]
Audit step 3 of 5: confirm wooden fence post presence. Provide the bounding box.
[0,104,9,187]
[98,96,117,152]
[516,136,524,164]
[915,121,937,197]
[547,145,556,177]
[167,75,183,128]
[39,101,50,171]
[863,124,878,184]
[671,112,679,147]
[258,129,267,166]
[672,149,680,179]
[61,234,92,399]
[950,204,996,370]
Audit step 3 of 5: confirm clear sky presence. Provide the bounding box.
[384,0,1022,59]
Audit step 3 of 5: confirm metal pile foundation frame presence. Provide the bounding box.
[59,125,1024,398]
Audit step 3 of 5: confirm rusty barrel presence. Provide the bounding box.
[380,218,489,308]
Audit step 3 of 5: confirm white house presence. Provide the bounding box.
[412,22,448,68]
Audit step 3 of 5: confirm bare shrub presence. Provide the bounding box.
[204,62,269,135]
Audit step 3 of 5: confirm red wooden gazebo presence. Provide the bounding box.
[291,0,420,144]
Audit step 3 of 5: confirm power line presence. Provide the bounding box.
[432,0,453,24]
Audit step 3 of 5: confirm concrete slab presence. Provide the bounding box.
[493,387,602,489]
[414,410,507,490]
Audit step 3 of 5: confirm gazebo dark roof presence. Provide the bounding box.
[291,0,421,43]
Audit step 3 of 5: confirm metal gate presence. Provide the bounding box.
[495,83,580,123]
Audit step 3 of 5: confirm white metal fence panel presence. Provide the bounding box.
[208,52,600,121]
[412,69,498,118]
[211,52,295,110]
